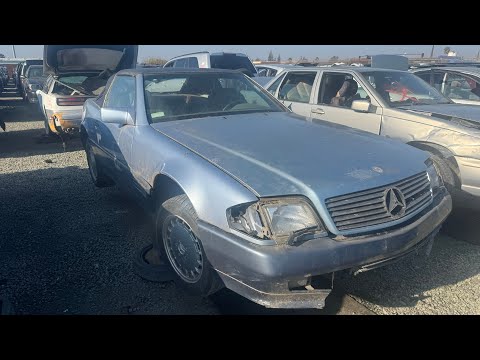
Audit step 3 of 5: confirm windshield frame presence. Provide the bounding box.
[142,71,287,124]
[360,70,453,108]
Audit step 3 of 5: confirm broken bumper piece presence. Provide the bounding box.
[48,111,82,134]
[198,188,451,309]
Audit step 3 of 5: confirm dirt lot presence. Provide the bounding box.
[1,83,479,315]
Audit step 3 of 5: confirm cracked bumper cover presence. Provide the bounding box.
[48,111,82,134]
[198,188,452,309]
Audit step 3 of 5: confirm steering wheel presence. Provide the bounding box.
[223,100,244,111]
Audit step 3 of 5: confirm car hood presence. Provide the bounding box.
[151,112,428,201]
[43,45,138,75]
[400,103,480,126]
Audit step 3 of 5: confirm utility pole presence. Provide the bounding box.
[11,45,16,58]
[430,45,435,58]
[477,49,480,61]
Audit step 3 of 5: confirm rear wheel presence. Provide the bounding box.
[153,194,223,296]
[85,141,114,188]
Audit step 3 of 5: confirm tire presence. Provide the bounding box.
[85,141,114,188]
[428,153,457,192]
[153,194,223,296]
[133,244,175,282]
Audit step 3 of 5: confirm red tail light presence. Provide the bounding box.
[56,97,91,106]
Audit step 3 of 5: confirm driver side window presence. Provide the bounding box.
[318,72,369,108]
[105,76,136,109]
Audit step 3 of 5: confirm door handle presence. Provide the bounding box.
[312,108,325,115]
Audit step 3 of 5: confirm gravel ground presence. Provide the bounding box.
[1,87,479,315]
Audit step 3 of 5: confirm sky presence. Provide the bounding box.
[1,45,480,61]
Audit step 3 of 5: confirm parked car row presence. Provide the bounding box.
[263,62,480,205]
[22,46,478,310]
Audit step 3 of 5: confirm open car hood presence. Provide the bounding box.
[43,45,138,75]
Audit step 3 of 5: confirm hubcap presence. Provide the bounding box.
[163,215,203,283]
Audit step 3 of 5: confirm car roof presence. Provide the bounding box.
[117,68,245,76]
[276,66,409,73]
[412,66,480,74]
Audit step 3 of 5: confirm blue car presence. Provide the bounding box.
[80,68,452,309]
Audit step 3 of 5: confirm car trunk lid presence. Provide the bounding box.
[43,45,138,76]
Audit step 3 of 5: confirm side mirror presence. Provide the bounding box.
[101,108,135,126]
[351,100,372,113]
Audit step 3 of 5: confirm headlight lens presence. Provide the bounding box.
[227,197,327,245]
[426,159,442,190]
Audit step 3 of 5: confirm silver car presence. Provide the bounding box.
[412,66,480,106]
[265,66,480,203]
[80,68,451,309]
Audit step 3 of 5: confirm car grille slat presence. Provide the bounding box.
[398,175,429,194]
[336,212,392,227]
[326,171,433,232]
[325,191,385,208]
[406,190,432,211]
[327,197,384,212]
[330,202,386,217]
[333,207,388,222]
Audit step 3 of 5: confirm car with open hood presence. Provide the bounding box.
[80,68,451,309]
[36,45,137,135]
[265,66,480,205]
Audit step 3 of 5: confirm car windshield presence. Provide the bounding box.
[144,72,284,123]
[360,71,452,107]
[27,66,44,78]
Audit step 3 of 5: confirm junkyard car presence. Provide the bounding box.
[254,64,296,86]
[17,59,42,96]
[22,65,46,104]
[36,45,138,135]
[265,67,480,202]
[0,66,8,87]
[412,66,480,106]
[80,68,451,309]
[164,51,258,77]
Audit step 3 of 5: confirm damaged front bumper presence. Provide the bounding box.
[48,111,82,134]
[198,188,452,309]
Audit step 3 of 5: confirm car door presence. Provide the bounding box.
[275,71,319,117]
[37,75,52,115]
[310,71,383,134]
[98,75,136,186]
[442,71,480,105]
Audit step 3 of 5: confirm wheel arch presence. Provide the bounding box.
[407,141,461,184]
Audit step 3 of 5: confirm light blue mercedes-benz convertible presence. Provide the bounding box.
[80,68,451,309]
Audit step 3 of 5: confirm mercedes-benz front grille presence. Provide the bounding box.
[326,171,432,232]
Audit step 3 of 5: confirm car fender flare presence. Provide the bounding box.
[407,141,461,180]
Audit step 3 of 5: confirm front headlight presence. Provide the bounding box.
[425,159,442,190]
[227,197,327,245]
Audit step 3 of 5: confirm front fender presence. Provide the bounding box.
[134,126,258,232]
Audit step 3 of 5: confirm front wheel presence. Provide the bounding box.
[153,194,223,296]
[85,141,114,188]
